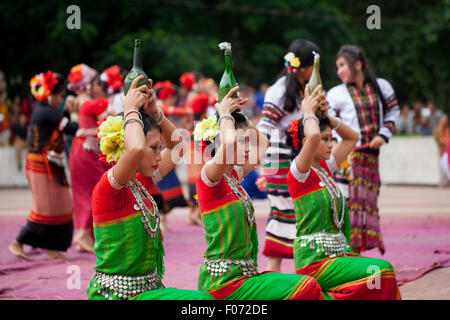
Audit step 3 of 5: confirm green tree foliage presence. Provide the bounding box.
[0,0,448,111]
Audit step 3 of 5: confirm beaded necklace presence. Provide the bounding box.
[128,179,160,238]
[223,172,255,227]
[311,166,345,230]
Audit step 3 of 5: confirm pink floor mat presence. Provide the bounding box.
[1,214,449,300]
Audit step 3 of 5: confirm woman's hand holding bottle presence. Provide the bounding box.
[301,84,322,116]
[216,85,247,117]
[122,75,150,113]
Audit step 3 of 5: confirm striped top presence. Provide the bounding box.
[327,78,400,146]
[196,165,259,291]
[91,168,165,277]
[287,157,353,269]
[256,76,302,144]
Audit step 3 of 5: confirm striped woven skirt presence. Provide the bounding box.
[296,254,401,300]
[348,148,385,254]
[156,168,187,211]
[261,144,295,258]
[16,153,74,251]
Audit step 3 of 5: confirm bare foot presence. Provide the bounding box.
[47,250,69,260]
[160,215,170,234]
[8,240,29,260]
[187,207,202,226]
[74,229,94,253]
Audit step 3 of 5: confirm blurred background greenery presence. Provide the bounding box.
[0,0,449,111]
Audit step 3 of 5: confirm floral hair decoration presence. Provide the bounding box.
[153,81,175,101]
[67,63,98,94]
[97,115,125,164]
[180,72,195,90]
[284,52,301,73]
[100,65,123,94]
[29,71,58,101]
[193,114,220,143]
[288,119,301,150]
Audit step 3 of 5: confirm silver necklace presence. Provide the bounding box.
[128,179,160,238]
[311,166,345,230]
[223,173,255,227]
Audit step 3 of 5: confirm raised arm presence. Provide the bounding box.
[241,122,269,178]
[204,86,244,183]
[113,75,150,185]
[319,99,359,165]
[294,84,323,173]
[143,79,187,178]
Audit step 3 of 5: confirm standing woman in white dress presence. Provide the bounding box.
[326,45,400,254]
[256,39,320,272]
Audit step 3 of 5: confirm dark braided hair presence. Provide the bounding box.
[199,111,250,158]
[51,73,67,95]
[278,39,320,113]
[119,110,162,135]
[285,116,331,157]
[41,73,66,107]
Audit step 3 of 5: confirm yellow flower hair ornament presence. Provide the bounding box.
[193,114,220,143]
[284,52,301,73]
[97,115,125,164]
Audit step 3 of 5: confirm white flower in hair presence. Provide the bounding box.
[284,52,295,62]
[312,51,320,59]
[218,42,232,51]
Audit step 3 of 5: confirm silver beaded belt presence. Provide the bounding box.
[298,231,350,258]
[203,258,258,278]
[82,136,100,152]
[91,269,163,300]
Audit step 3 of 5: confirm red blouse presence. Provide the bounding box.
[78,97,108,132]
[287,157,337,200]
[196,165,244,213]
[91,167,162,224]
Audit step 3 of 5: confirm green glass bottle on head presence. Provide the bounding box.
[218,42,238,103]
[123,39,149,95]
[307,51,324,116]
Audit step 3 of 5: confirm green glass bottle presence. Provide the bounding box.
[307,51,324,116]
[123,39,149,95]
[218,42,238,103]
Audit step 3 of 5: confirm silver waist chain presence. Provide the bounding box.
[91,269,163,300]
[298,231,350,258]
[202,258,258,278]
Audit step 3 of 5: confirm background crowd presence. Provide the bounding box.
[1,67,449,183]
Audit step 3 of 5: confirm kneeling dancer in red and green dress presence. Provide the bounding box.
[195,86,323,300]
[86,76,213,300]
[286,84,401,300]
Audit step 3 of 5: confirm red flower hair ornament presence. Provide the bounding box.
[29,71,59,101]
[288,119,301,150]
[154,80,175,101]
[180,72,195,90]
[100,65,123,94]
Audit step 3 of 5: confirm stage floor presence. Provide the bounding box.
[1,185,449,300]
